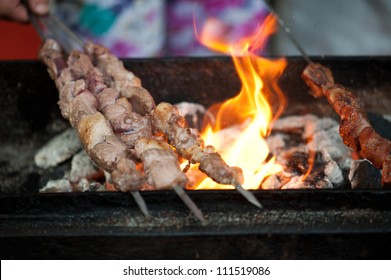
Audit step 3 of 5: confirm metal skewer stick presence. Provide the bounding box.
[130,190,151,217]
[173,186,206,223]
[235,183,263,209]
[263,0,313,64]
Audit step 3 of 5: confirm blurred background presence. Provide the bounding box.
[1,0,391,60]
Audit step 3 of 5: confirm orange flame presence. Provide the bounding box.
[188,14,287,190]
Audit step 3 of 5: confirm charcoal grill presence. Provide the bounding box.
[1,57,391,259]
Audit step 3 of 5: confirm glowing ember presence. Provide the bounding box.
[187,14,287,190]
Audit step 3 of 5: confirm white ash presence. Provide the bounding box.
[261,174,281,190]
[74,178,106,192]
[36,129,106,192]
[266,134,306,168]
[271,114,318,133]
[315,177,333,189]
[266,133,287,153]
[40,177,106,193]
[321,149,345,187]
[265,114,354,189]
[303,117,337,140]
[70,150,103,183]
[273,114,351,168]
[383,114,391,123]
[310,125,352,171]
[207,122,247,150]
[175,102,214,131]
[40,178,72,193]
[35,128,82,169]
[281,176,313,189]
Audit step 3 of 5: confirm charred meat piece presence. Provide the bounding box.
[111,158,145,192]
[199,152,244,186]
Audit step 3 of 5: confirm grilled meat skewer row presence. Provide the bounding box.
[41,39,204,220]
[79,44,204,220]
[85,44,243,185]
[302,63,391,187]
[84,43,250,188]
[86,42,262,207]
[40,40,149,216]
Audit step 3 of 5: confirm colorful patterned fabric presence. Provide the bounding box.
[52,0,267,58]
[167,0,268,56]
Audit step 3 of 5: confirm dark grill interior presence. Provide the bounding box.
[1,57,391,259]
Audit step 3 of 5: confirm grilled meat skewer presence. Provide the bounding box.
[152,102,262,208]
[41,39,204,219]
[80,44,205,220]
[40,39,150,215]
[302,63,391,187]
[86,42,263,206]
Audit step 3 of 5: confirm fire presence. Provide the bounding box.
[187,14,287,190]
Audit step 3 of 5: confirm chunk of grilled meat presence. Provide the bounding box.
[151,102,244,186]
[67,50,153,149]
[135,137,188,190]
[84,42,155,116]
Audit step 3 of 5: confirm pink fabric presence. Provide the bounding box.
[53,0,268,57]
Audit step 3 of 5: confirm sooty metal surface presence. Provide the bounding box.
[1,57,391,259]
[1,190,391,259]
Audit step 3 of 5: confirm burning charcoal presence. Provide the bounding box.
[285,151,310,175]
[281,175,313,189]
[315,177,333,189]
[70,150,104,183]
[321,149,345,187]
[266,133,286,155]
[40,177,106,193]
[175,102,212,131]
[34,128,82,169]
[74,178,106,192]
[368,112,391,141]
[303,117,337,140]
[261,174,282,190]
[265,133,291,167]
[383,114,391,123]
[40,178,72,193]
[324,159,344,187]
[272,114,317,134]
[348,159,382,189]
[310,126,353,171]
